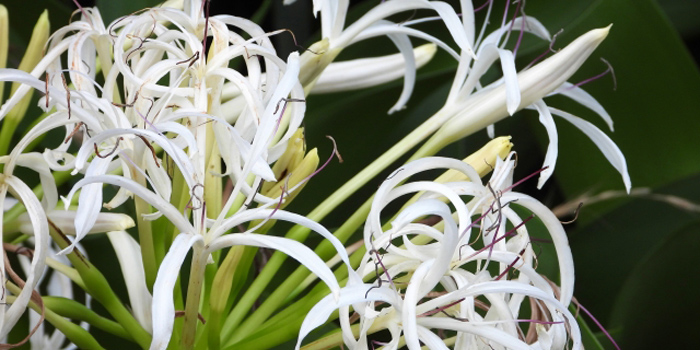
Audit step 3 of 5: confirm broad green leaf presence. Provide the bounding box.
[609,220,700,348]
[568,172,700,347]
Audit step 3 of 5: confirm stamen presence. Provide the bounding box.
[573,301,622,350]
[136,134,160,167]
[186,183,204,211]
[61,74,71,119]
[71,0,92,26]
[474,0,493,12]
[419,298,466,317]
[93,137,123,158]
[176,51,200,68]
[201,0,211,58]
[524,29,563,70]
[560,202,583,224]
[569,57,617,91]
[511,1,526,56]
[273,98,306,115]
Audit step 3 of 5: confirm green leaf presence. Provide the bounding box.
[609,220,700,348]
[96,0,163,23]
[568,172,700,347]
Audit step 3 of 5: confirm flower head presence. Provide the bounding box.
[301,151,582,349]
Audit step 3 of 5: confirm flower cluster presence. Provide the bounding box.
[301,147,583,349]
[0,0,628,349]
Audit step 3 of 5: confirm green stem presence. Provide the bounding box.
[182,248,207,349]
[5,292,106,350]
[43,296,132,340]
[135,195,157,289]
[48,223,152,349]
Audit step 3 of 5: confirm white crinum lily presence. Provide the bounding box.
[23,2,354,348]
[289,0,474,113]
[410,20,630,192]
[0,0,308,248]
[300,153,581,349]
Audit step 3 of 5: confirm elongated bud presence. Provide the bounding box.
[262,128,320,207]
[312,43,437,94]
[0,11,50,156]
[423,26,611,154]
[7,10,50,120]
[435,136,514,183]
[0,5,8,101]
[265,128,306,188]
[298,39,342,93]
[263,148,319,207]
[15,210,135,236]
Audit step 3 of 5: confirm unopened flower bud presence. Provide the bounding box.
[16,210,135,236]
[423,26,611,154]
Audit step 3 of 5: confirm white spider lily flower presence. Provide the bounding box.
[296,0,472,113]
[301,153,581,349]
[0,0,310,247]
[60,170,359,350]
[416,25,630,191]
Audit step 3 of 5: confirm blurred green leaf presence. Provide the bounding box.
[95,0,163,23]
[609,219,700,348]
[569,172,700,347]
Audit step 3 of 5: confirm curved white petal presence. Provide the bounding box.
[107,231,153,333]
[551,107,631,193]
[533,100,558,189]
[0,176,48,339]
[150,233,203,350]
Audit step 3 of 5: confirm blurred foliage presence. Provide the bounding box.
[3,0,700,349]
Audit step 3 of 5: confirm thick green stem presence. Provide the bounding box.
[4,291,106,350]
[135,195,157,289]
[43,296,132,340]
[182,248,207,349]
[48,224,152,349]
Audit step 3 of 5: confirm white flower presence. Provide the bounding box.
[295,0,472,113]
[300,153,582,349]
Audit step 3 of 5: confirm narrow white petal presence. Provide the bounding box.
[500,193,575,305]
[533,100,558,189]
[418,317,531,350]
[553,82,614,131]
[385,32,416,114]
[403,260,432,350]
[206,233,340,297]
[1,177,49,339]
[108,231,153,333]
[150,234,203,350]
[296,284,399,350]
[551,107,631,193]
[66,155,115,254]
[498,49,520,115]
[416,325,450,350]
[66,174,194,234]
